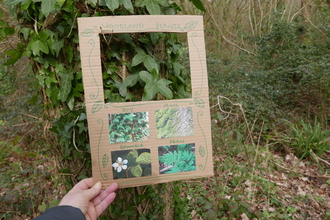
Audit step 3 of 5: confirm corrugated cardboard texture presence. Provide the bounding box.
[78,15,213,188]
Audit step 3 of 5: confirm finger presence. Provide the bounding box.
[83,181,103,201]
[92,183,119,206]
[94,192,117,216]
[71,178,94,192]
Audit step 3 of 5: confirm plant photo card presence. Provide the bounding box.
[78,15,213,188]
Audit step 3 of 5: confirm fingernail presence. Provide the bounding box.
[94,182,102,189]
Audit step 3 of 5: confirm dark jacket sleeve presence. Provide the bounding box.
[33,205,86,220]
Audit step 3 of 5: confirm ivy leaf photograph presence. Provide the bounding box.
[108,112,150,143]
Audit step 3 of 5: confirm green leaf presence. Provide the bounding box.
[20,27,30,41]
[38,202,48,212]
[45,74,58,88]
[173,62,184,76]
[157,78,172,86]
[119,83,127,97]
[144,0,161,15]
[57,68,74,102]
[4,27,15,35]
[130,164,142,177]
[132,48,147,67]
[57,0,66,7]
[41,0,57,17]
[144,55,159,72]
[136,152,151,164]
[189,0,206,12]
[106,0,120,12]
[120,0,134,13]
[123,73,139,87]
[143,81,158,101]
[31,40,49,55]
[157,82,173,99]
[4,48,23,66]
[150,32,160,45]
[51,39,64,57]
[127,149,138,162]
[66,46,74,63]
[139,71,153,83]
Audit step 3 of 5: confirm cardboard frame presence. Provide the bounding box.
[78,15,213,188]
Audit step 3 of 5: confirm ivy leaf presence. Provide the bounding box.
[120,0,134,13]
[41,0,57,17]
[57,0,66,7]
[31,40,49,56]
[57,68,74,102]
[189,0,206,12]
[66,46,74,63]
[157,80,173,99]
[143,81,158,101]
[123,73,139,87]
[139,71,153,84]
[173,62,184,76]
[136,152,151,164]
[87,0,97,6]
[19,27,30,41]
[130,164,143,177]
[131,48,147,67]
[150,32,160,45]
[143,0,161,15]
[106,0,120,12]
[119,83,127,97]
[51,39,64,57]
[4,47,23,65]
[45,74,58,88]
[144,55,159,72]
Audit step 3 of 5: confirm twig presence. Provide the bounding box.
[22,113,43,120]
[72,115,88,153]
[311,151,330,167]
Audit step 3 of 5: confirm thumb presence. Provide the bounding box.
[83,181,102,200]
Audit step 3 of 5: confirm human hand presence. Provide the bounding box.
[59,178,118,220]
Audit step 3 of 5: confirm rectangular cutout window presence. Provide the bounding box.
[99,32,191,103]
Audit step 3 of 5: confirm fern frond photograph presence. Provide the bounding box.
[158,143,196,174]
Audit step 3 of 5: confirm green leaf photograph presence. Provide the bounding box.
[109,112,149,143]
[158,143,196,174]
[111,149,152,179]
[155,107,194,139]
